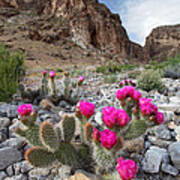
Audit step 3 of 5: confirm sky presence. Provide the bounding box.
[98,0,180,46]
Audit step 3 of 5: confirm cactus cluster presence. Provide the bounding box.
[75,86,164,174]
[15,84,164,179]
[15,109,89,169]
[61,72,84,105]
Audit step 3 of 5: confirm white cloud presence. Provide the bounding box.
[119,0,180,46]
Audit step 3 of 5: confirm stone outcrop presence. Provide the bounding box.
[45,0,145,60]
[0,0,145,61]
[145,24,180,61]
[1,0,180,62]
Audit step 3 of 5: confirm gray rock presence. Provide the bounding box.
[4,174,27,180]
[14,161,32,174]
[0,128,8,143]
[0,104,18,118]
[142,146,167,173]
[6,165,14,176]
[0,117,10,128]
[9,119,24,138]
[0,137,25,149]
[0,147,22,170]
[148,136,171,148]
[168,142,180,170]
[152,125,171,140]
[37,110,60,124]
[6,105,18,119]
[150,146,169,163]
[161,163,179,176]
[0,171,7,180]
[28,168,50,180]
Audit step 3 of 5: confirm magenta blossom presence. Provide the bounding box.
[116,109,130,127]
[139,98,154,116]
[116,86,135,101]
[43,69,47,75]
[116,89,127,101]
[155,112,164,124]
[78,100,95,119]
[102,106,117,128]
[49,71,56,78]
[132,90,142,102]
[100,129,117,149]
[92,128,101,143]
[78,76,84,82]
[116,157,138,180]
[17,104,33,117]
[119,81,124,87]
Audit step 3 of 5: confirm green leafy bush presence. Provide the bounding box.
[163,64,180,79]
[0,44,25,102]
[96,63,136,75]
[137,69,165,92]
[146,55,180,71]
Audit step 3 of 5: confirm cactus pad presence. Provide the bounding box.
[62,114,75,142]
[25,125,43,147]
[56,143,79,167]
[40,122,59,152]
[124,119,147,140]
[93,144,114,172]
[25,146,55,167]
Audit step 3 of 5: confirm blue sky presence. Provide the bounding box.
[98,0,180,46]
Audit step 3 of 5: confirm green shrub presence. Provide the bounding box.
[96,63,136,75]
[0,44,25,102]
[104,74,117,84]
[163,64,180,79]
[146,55,180,70]
[137,69,165,92]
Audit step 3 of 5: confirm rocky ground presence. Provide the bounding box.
[1,68,180,180]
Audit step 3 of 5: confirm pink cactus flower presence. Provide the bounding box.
[102,106,117,128]
[140,103,154,116]
[17,104,33,117]
[116,157,138,180]
[100,129,117,149]
[78,100,95,119]
[139,98,152,105]
[139,98,158,116]
[124,86,135,97]
[49,71,56,78]
[119,81,124,86]
[132,90,142,101]
[116,109,130,127]
[92,128,101,143]
[116,89,127,101]
[155,112,164,124]
[43,69,47,75]
[151,104,158,114]
[78,76,84,82]
[124,79,128,85]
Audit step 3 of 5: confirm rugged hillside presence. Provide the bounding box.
[0,0,145,62]
[0,0,180,64]
[145,24,180,61]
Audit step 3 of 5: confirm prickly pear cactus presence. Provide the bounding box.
[61,114,76,142]
[15,112,85,169]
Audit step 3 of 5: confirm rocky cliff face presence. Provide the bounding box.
[1,0,180,62]
[45,0,144,60]
[0,0,145,61]
[145,24,180,61]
